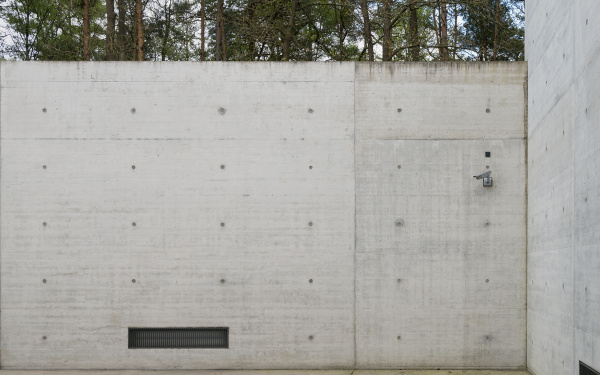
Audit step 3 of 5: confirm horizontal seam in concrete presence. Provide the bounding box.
[356,137,526,141]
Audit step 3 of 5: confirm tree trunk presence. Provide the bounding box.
[408,0,419,61]
[433,7,439,48]
[439,0,449,61]
[382,0,392,61]
[245,2,257,60]
[333,0,344,61]
[83,0,90,61]
[200,0,205,61]
[360,0,373,61]
[283,0,297,61]
[25,8,30,60]
[132,1,138,61]
[160,0,172,61]
[215,0,224,60]
[220,13,227,60]
[185,24,190,60]
[117,0,126,60]
[106,0,115,60]
[216,0,226,61]
[453,3,458,60]
[136,0,144,61]
[492,0,500,60]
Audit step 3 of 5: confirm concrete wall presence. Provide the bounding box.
[354,63,527,369]
[0,61,527,369]
[526,1,600,375]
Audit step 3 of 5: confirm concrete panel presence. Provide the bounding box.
[0,62,354,141]
[527,0,600,374]
[527,87,574,192]
[525,0,574,78]
[355,63,526,141]
[355,137,526,368]
[527,7,574,136]
[527,310,574,375]
[0,62,355,369]
[574,1,600,77]
[527,166,574,254]
[573,51,600,373]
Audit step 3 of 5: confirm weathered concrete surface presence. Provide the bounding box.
[526,1,600,375]
[0,62,356,369]
[354,63,527,369]
[0,62,527,370]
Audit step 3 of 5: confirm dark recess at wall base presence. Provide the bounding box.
[581,362,600,375]
[128,328,229,349]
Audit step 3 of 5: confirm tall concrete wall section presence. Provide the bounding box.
[0,62,356,369]
[354,63,527,369]
[527,1,600,375]
[0,61,527,369]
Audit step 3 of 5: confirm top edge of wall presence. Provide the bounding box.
[355,61,527,83]
[0,61,358,83]
[0,60,527,82]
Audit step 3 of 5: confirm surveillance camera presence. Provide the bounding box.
[473,171,492,180]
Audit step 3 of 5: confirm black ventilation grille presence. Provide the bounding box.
[581,362,600,375]
[128,328,229,349]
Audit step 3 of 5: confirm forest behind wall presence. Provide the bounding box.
[0,0,524,62]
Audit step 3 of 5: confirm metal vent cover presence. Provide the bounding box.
[581,362,600,375]
[128,328,229,349]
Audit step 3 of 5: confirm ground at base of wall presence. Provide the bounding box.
[0,370,531,375]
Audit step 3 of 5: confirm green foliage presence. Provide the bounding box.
[0,0,525,61]
[460,0,524,61]
[1,0,105,60]
[146,0,204,60]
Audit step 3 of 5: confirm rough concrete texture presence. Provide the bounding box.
[0,62,526,370]
[354,63,527,369]
[526,1,600,375]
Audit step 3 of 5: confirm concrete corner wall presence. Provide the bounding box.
[526,1,600,375]
[0,61,527,370]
